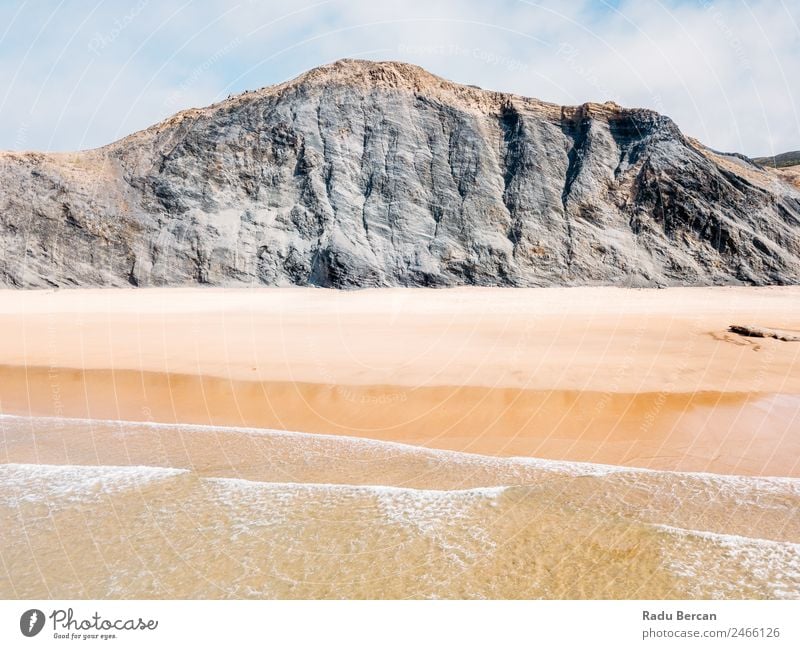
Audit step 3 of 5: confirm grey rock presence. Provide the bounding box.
[2,58,800,288]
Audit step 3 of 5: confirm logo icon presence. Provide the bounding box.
[20,609,45,637]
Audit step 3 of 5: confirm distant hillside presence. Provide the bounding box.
[754,151,800,169]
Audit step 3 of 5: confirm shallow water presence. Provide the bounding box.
[4,364,800,476]
[1,416,798,599]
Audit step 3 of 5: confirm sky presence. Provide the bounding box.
[0,0,797,156]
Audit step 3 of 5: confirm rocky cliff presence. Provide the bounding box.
[2,59,799,288]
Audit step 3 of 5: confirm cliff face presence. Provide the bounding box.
[2,59,800,288]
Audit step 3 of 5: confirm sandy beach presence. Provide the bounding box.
[2,286,800,599]
[1,286,799,476]
[2,418,799,599]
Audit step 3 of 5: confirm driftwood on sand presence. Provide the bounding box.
[729,325,800,342]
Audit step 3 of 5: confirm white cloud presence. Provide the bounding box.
[0,0,796,155]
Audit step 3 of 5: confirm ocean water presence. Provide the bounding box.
[1,417,799,599]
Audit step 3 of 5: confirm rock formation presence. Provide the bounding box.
[2,59,799,288]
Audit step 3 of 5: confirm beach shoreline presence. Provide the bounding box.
[1,286,798,476]
[2,286,800,598]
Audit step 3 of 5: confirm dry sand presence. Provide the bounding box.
[0,286,799,476]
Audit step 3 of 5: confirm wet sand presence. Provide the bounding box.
[1,286,799,476]
[1,366,798,475]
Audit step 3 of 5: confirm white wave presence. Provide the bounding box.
[0,463,188,506]
[4,412,799,487]
[203,474,509,496]
[0,461,508,499]
[654,523,800,550]
[654,523,800,598]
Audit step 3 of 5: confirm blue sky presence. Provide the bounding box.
[0,0,797,155]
